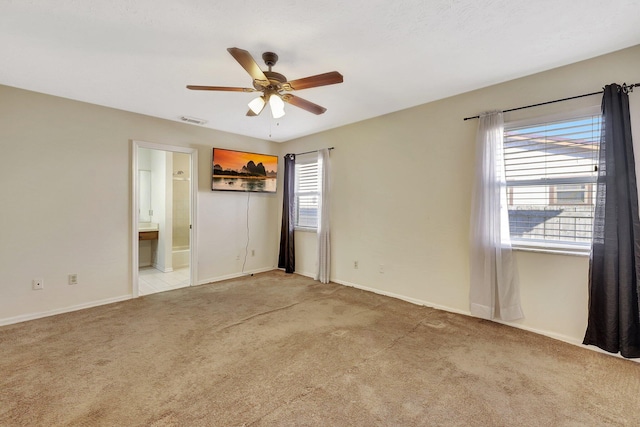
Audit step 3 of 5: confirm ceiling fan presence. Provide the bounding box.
[187,47,343,118]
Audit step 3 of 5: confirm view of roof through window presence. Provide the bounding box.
[503,115,602,247]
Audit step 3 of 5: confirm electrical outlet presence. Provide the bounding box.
[236,255,240,261]
[251,249,255,257]
[68,274,78,285]
[379,264,385,274]
[354,261,358,269]
[32,278,44,290]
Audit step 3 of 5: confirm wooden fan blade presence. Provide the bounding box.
[227,47,269,87]
[187,85,256,92]
[246,109,258,117]
[284,71,343,91]
[281,94,327,115]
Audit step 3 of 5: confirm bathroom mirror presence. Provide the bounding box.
[139,170,152,222]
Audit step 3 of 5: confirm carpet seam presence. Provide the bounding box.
[216,288,344,333]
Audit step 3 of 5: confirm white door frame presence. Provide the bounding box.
[132,140,198,297]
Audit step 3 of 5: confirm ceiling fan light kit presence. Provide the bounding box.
[187,47,343,118]
[248,96,266,115]
[268,95,286,119]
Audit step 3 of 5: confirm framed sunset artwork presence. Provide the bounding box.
[212,148,278,193]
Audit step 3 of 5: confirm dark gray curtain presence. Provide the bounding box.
[278,154,296,273]
[583,84,640,358]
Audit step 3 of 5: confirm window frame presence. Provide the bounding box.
[503,106,601,255]
[293,153,320,231]
[549,183,592,206]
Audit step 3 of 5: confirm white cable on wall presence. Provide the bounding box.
[241,191,250,274]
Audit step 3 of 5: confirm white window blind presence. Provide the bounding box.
[295,153,320,229]
[503,114,601,248]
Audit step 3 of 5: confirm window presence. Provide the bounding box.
[294,153,320,229]
[550,184,591,205]
[503,113,601,250]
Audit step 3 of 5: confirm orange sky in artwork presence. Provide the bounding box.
[214,149,278,172]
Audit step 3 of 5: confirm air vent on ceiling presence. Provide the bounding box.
[179,116,208,125]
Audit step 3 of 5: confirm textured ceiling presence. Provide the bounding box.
[1,1,639,142]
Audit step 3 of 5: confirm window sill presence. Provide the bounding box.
[512,243,590,257]
[294,227,317,233]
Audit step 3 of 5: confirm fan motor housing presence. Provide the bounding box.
[254,71,287,91]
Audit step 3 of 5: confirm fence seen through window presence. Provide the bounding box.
[503,114,601,248]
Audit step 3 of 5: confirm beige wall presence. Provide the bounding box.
[280,44,640,345]
[2,45,639,346]
[0,86,280,324]
[172,152,191,249]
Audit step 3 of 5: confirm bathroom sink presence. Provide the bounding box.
[138,222,159,232]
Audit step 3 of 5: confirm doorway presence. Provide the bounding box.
[132,141,198,297]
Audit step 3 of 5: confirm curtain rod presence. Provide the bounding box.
[294,147,335,156]
[463,82,640,121]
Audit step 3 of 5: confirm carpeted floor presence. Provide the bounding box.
[1,270,639,426]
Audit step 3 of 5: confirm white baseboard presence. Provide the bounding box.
[294,270,316,280]
[197,266,275,286]
[491,319,582,347]
[332,278,470,316]
[0,294,132,327]
[153,264,173,273]
[331,278,638,362]
[1,267,274,327]
[4,272,635,362]
[491,319,638,362]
